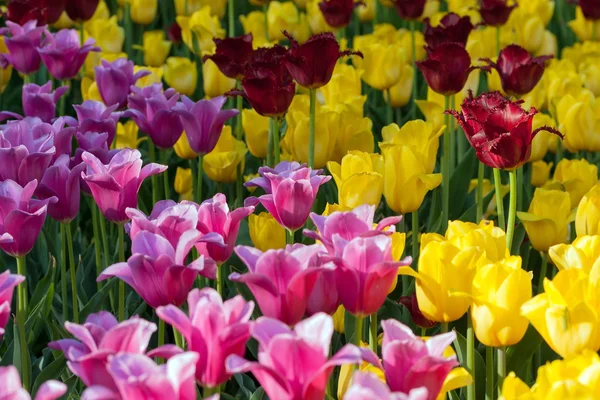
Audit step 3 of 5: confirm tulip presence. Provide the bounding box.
[174,0,211,16]
[319,0,358,28]
[202,58,236,98]
[0,365,66,400]
[65,0,99,21]
[0,271,24,340]
[441,220,509,261]
[141,30,171,67]
[399,292,437,329]
[177,6,225,56]
[327,151,384,209]
[174,167,193,201]
[576,184,600,236]
[240,12,269,44]
[424,12,474,49]
[392,0,427,19]
[382,120,443,174]
[202,34,253,80]
[569,6,600,41]
[386,65,415,108]
[353,39,404,91]
[84,16,124,57]
[37,28,100,80]
[230,244,331,324]
[417,43,478,96]
[320,63,367,115]
[575,0,600,20]
[0,20,45,75]
[125,84,184,149]
[130,0,158,25]
[203,126,247,183]
[242,108,270,159]
[174,132,198,160]
[249,212,286,251]
[95,58,150,108]
[114,120,145,149]
[73,131,112,172]
[529,114,559,162]
[227,313,368,399]
[245,163,331,231]
[73,100,121,146]
[134,65,163,88]
[81,149,167,222]
[553,158,598,207]
[173,96,239,155]
[21,82,67,123]
[154,288,253,388]
[531,161,553,188]
[6,0,66,25]
[478,0,517,26]
[521,269,600,359]
[307,0,336,34]
[346,374,430,400]
[555,92,600,152]
[550,235,600,276]
[267,2,310,42]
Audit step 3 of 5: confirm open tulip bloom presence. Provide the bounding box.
[0,20,45,75]
[22,82,68,122]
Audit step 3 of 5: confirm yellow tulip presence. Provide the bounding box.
[355,0,374,22]
[306,0,336,33]
[174,0,223,17]
[130,0,158,25]
[240,11,268,44]
[330,109,374,161]
[545,60,585,112]
[320,63,367,117]
[0,37,13,94]
[52,12,75,29]
[394,28,426,63]
[164,57,198,96]
[534,350,600,398]
[576,184,600,237]
[134,66,163,88]
[505,9,545,54]
[499,372,534,400]
[114,121,145,150]
[550,235,600,278]
[443,220,509,262]
[326,151,384,209]
[244,173,260,194]
[553,158,598,207]
[174,132,198,160]
[177,6,225,55]
[531,161,553,188]
[385,65,414,108]
[86,0,111,22]
[248,212,286,252]
[517,188,571,252]
[517,0,554,26]
[140,31,171,67]
[529,113,558,162]
[562,41,600,69]
[398,240,488,323]
[81,77,103,103]
[174,167,193,201]
[521,269,600,359]
[446,0,480,23]
[578,56,600,96]
[267,2,310,43]
[202,58,236,98]
[332,304,345,333]
[555,92,600,152]
[569,6,600,42]
[203,126,247,183]
[84,51,127,79]
[85,16,125,54]
[468,179,510,218]
[467,27,501,64]
[241,109,269,159]
[438,368,473,400]
[353,40,405,90]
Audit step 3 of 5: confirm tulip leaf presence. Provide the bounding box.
[234,373,257,399]
[250,387,265,400]
[506,325,543,381]
[457,190,495,222]
[31,355,66,397]
[453,331,486,399]
[450,148,478,220]
[343,310,357,345]
[510,223,526,256]
[12,324,31,392]
[79,278,118,322]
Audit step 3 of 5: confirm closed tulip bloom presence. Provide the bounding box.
[173,132,198,160]
[479,0,517,26]
[242,108,269,158]
[173,95,238,155]
[575,0,600,20]
[319,0,359,28]
[95,58,151,108]
[354,40,404,91]
[382,120,443,174]
[576,184,600,236]
[0,20,45,75]
[320,63,367,114]
[267,1,310,42]
[569,6,600,41]
[202,58,236,98]
[550,235,600,276]
[142,30,171,67]
[521,269,600,359]
[553,158,598,207]
[399,292,438,329]
[203,126,247,183]
[22,82,68,122]
[327,151,384,209]
[0,365,66,400]
[73,131,112,173]
[37,28,100,80]
[177,6,225,55]
[231,244,331,325]
[114,120,145,149]
[130,0,158,25]
[529,114,558,162]
[6,0,66,25]
[555,92,600,152]
[0,271,24,340]
[441,219,509,261]
[65,0,99,21]
[386,65,415,108]
[531,160,553,188]
[37,155,85,223]
[249,212,286,251]
[418,43,478,96]
[155,288,254,388]
[84,16,125,58]
[174,167,193,201]
[81,149,167,222]
[392,0,427,19]
[424,13,474,49]
[74,100,122,146]
[202,34,253,80]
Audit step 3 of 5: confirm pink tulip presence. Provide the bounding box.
[230,244,332,325]
[227,313,373,400]
[49,312,156,391]
[245,161,331,231]
[81,352,199,400]
[381,319,458,400]
[344,372,429,400]
[37,155,86,222]
[193,193,254,264]
[95,58,151,109]
[81,148,167,223]
[306,269,339,316]
[0,20,45,75]
[73,100,122,146]
[22,82,69,123]
[155,288,254,388]
[0,365,67,400]
[37,28,100,80]
[0,271,24,340]
[329,234,411,317]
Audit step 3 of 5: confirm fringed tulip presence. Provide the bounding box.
[0,365,66,400]
[417,43,478,96]
[81,149,167,223]
[37,155,85,222]
[479,0,517,26]
[0,20,45,75]
[391,0,427,20]
[345,372,429,400]
[423,13,474,49]
[6,0,66,25]
[0,271,24,340]
[65,0,99,21]
[202,34,254,80]
[22,82,68,122]
[95,58,151,108]
[73,100,122,146]
[155,288,254,388]
[37,29,100,80]
[318,0,360,28]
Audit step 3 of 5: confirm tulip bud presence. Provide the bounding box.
[174,167,193,201]
[164,57,198,96]
[114,121,143,150]
[248,212,286,252]
[202,58,236,98]
[141,31,171,67]
[130,0,158,25]
[385,65,414,108]
[576,184,600,237]
[530,161,553,188]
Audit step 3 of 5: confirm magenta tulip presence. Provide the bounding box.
[0,366,67,400]
[0,179,56,257]
[0,271,24,340]
[73,100,122,146]
[230,244,331,325]
[345,372,429,400]
[49,312,157,391]
[37,155,85,222]
[155,288,254,388]
[95,58,151,109]
[37,28,100,80]
[226,313,371,400]
[125,84,184,149]
[81,148,167,223]
[0,20,45,75]
[244,161,317,192]
[73,131,115,194]
[193,193,254,264]
[22,82,68,122]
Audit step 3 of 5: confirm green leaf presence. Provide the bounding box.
[250,387,265,400]
[458,190,495,223]
[31,355,66,396]
[454,330,486,399]
[79,278,118,321]
[343,310,356,345]
[28,256,56,316]
[449,148,478,220]
[510,223,526,256]
[234,373,256,400]
[12,324,31,391]
[506,325,543,381]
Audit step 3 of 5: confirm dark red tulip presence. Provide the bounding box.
[399,293,437,329]
[318,0,363,28]
[423,12,474,49]
[417,43,480,96]
[479,0,517,26]
[6,0,66,25]
[202,34,254,80]
[446,91,562,170]
[65,0,99,21]
[482,44,552,97]
[570,0,600,20]
[168,21,182,43]
[283,31,362,89]
[391,0,426,20]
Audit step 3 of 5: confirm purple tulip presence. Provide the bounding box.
[193,193,254,264]
[49,312,157,391]
[37,28,100,80]
[0,179,56,257]
[155,288,254,388]
[0,20,45,75]
[95,58,151,109]
[0,365,67,400]
[74,131,112,165]
[81,148,167,223]
[74,100,122,146]
[245,161,322,192]
[173,96,239,155]
[230,244,332,325]
[81,352,199,400]
[345,372,430,400]
[226,313,373,400]
[0,271,24,340]
[245,162,331,232]
[37,155,85,222]
[22,82,69,122]
[124,84,184,149]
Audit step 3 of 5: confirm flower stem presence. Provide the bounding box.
[412,210,419,263]
[286,229,294,245]
[354,315,364,346]
[59,80,69,117]
[486,346,494,400]
[267,119,274,167]
[516,167,524,211]
[157,317,165,364]
[410,20,417,120]
[60,223,68,321]
[467,311,475,400]
[440,323,448,333]
[124,1,133,57]
[228,0,235,37]
[118,224,126,321]
[263,5,269,41]
[216,263,223,298]
[442,95,451,232]
[538,252,548,294]
[161,150,170,200]
[506,170,518,252]
[308,88,317,168]
[272,117,280,165]
[497,347,506,397]
[387,88,394,124]
[66,222,79,324]
[173,326,184,348]
[149,141,159,204]
[476,162,485,221]
[369,313,377,353]
[16,255,30,390]
[493,168,506,231]
[204,386,221,397]
[197,154,204,203]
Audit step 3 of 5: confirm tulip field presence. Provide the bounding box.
[1,0,600,398]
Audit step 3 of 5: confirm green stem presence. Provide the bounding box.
[497,347,506,397]
[60,223,68,321]
[272,117,280,165]
[373,0,379,26]
[157,317,165,364]
[16,255,30,390]
[66,222,79,324]
[286,229,294,245]
[228,0,235,37]
[476,162,485,221]
[173,326,184,348]
[440,323,448,333]
[411,211,419,263]
[124,2,133,57]
[149,141,159,204]
[369,313,377,353]
[161,150,170,200]
[354,316,364,346]
[216,263,223,297]
[493,169,506,231]
[98,207,110,267]
[267,118,274,167]
[538,252,548,294]
[197,155,204,203]
[204,386,221,397]
[467,311,475,400]
[23,75,31,84]
[308,88,317,168]
[387,88,394,124]
[420,327,427,336]
[58,80,69,117]
[516,166,524,211]
[118,224,125,321]
[506,170,518,253]
[398,220,409,293]
[263,5,269,41]
[91,201,103,290]
[410,20,417,120]
[486,346,494,400]
[442,96,451,232]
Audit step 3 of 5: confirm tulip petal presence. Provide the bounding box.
[156,305,192,340]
